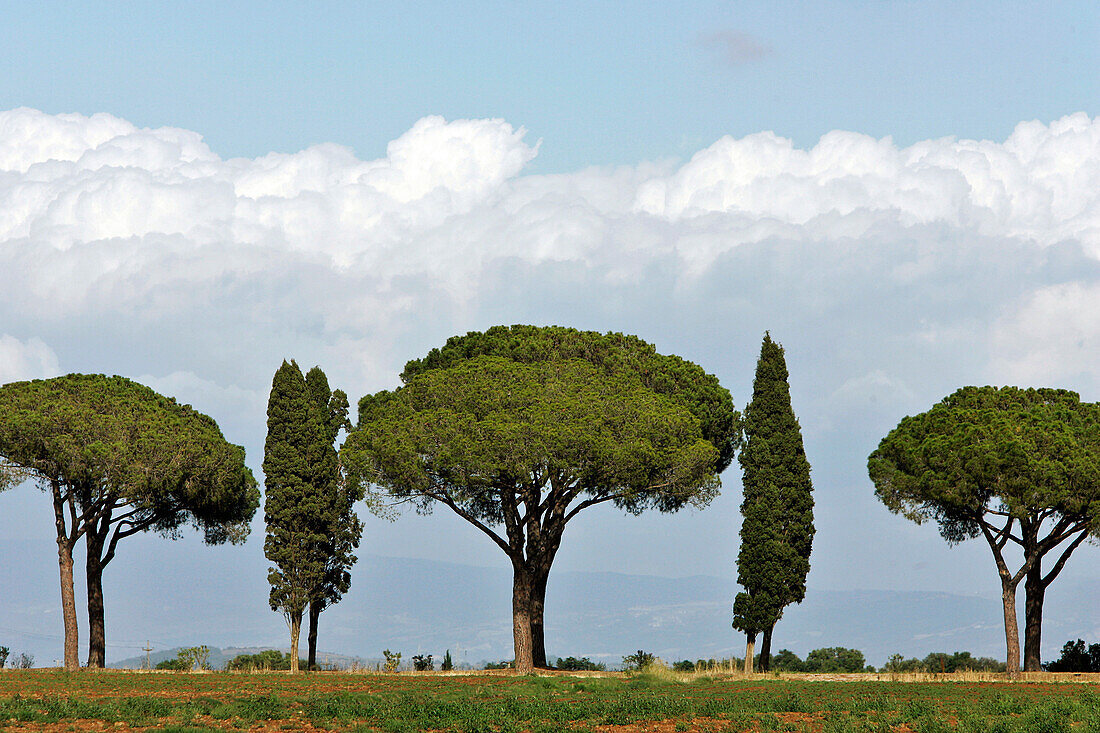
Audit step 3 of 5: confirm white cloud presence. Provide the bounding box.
[3,108,1100,591]
[0,335,60,384]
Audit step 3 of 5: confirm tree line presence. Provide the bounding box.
[1,324,1098,674]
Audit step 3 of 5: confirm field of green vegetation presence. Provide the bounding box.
[1,670,1099,732]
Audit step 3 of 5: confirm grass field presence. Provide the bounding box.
[1,669,1098,732]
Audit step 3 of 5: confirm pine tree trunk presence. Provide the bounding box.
[56,536,79,671]
[744,632,756,674]
[307,600,321,671]
[1000,582,1021,676]
[85,530,107,669]
[759,624,774,673]
[51,483,80,672]
[1023,564,1045,672]
[530,570,549,668]
[288,611,303,674]
[511,564,534,674]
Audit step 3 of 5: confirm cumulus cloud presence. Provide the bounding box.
[0,335,60,383]
[2,107,1100,589]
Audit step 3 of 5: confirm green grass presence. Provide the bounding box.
[1,671,1099,731]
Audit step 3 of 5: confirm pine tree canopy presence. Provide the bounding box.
[0,373,259,542]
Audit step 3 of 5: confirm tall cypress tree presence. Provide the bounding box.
[733,334,814,672]
[264,360,330,673]
[302,366,361,671]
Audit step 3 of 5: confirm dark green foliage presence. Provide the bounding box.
[0,374,259,541]
[802,647,866,673]
[0,646,7,669]
[302,366,361,614]
[263,362,361,671]
[921,651,1006,673]
[441,649,453,671]
[483,660,511,670]
[401,325,741,471]
[555,656,607,671]
[622,650,656,671]
[155,658,190,671]
[225,650,301,671]
[769,649,806,672]
[671,660,696,672]
[1044,639,1100,672]
[733,335,814,656]
[412,654,433,671]
[264,361,329,622]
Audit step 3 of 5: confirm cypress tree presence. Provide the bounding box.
[302,366,361,671]
[733,333,814,672]
[264,360,330,673]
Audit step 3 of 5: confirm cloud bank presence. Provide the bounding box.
[2,107,1099,588]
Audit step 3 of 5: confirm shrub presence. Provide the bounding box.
[770,649,805,672]
[802,647,865,673]
[412,654,433,671]
[0,646,8,669]
[13,652,33,669]
[441,650,453,671]
[484,660,511,669]
[672,660,695,672]
[226,650,299,671]
[555,656,607,671]
[155,658,189,671]
[382,650,401,673]
[622,650,656,671]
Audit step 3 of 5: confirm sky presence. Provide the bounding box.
[1,1,1099,662]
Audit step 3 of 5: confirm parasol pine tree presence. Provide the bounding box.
[342,325,739,673]
[0,374,258,670]
[869,386,1100,673]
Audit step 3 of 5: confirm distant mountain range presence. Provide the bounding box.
[2,537,1097,669]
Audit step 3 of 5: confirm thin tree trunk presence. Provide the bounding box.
[743,632,756,674]
[307,600,321,671]
[56,537,79,671]
[530,570,549,668]
[288,611,303,674]
[85,529,106,669]
[759,624,774,673]
[1000,582,1021,676]
[1023,563,1045,672]
[51,483,80,672]
[511,563,534,674]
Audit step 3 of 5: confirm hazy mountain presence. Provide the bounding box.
[2,537,1095,669]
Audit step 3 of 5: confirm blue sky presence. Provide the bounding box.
[4,1,1096,171]
[1,2,1100,664]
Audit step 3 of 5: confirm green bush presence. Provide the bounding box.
[225,650,299,671]
[622,650,656,671]
[672,660,696,672]
[440,650,453,671]
[412,654,433,671]
[0,646,8,669]
[802,647,865,673]
[555,656,606,671]
[770,649,805,672]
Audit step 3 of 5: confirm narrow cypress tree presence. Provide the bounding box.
[264,360,330,673]
[302,366,362,671]
[733,333,814,672]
